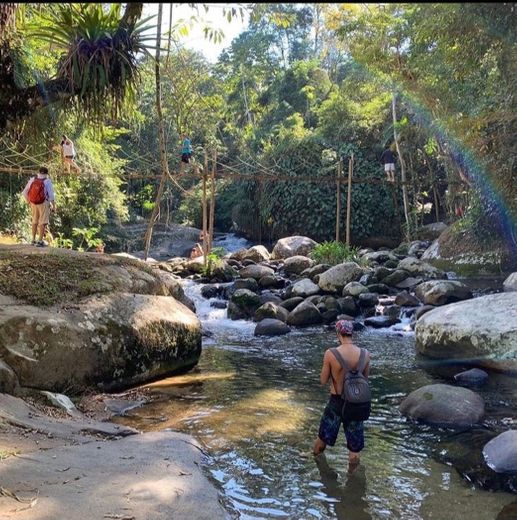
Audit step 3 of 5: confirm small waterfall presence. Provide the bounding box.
[394,308,416,333]
[183,280,255,340]
[212,233,252,253]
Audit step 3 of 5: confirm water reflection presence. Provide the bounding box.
[315,454,371,520]
[119,327,516,519]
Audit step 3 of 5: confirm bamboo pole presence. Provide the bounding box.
[433,183,440,223]
[143,3,169,261]
[392,92,411,240]
[208,149,217,254]
[257,177,263,245]
[335,158,342,242]
[202,150,208,266]
[346,153,354,246]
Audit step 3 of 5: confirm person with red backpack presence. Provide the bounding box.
[22,166,56,247]
[313,320,371,471]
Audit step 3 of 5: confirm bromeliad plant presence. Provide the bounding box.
[28,3,155,123]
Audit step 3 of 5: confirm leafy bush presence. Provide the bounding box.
[72,226,104,252]
[310,241,360,266]
[203,246,226,277]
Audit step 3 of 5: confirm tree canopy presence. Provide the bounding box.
[0,3,515,259]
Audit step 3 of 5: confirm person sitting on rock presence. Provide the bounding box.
[190,243,203,259]
[313,320,371,472]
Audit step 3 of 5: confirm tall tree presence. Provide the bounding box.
[143,3,169,261]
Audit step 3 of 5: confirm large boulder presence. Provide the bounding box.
[287,301,323,326]
[395,276,423,290]
[342,282,368,297]
[383,269,410,287]
[0,246,201,393]
[284,255,315,275]
[454,368,489,386]
[254,319,291,336]
[337,297,359,317]
[363,251,398,265]
[271,236,318,260]
[395,291,420,307]
[415,293,517,373]
[318,262,363,293]
[233,278,259,293]
[503,272,517,292]
[241,245,270,263]
[0,360,18,394]
[238,264,274,280]
[397,257,446,280]
[184,256,205,274]
[280,297,304,312]
[211,261,238,283]
[0,294,201,393]
[407,240,430,257]
[253,302,289,323]
[291,278,320,298]
[418,222,448,240]
[364,316,399,328]
[301,264,331,280]
[483,430,517,473]
[415,280,473,306]
[358,292,379,308]
[228,289,261,320]
[259,292,283,306]
[258,275,285,289]
[400,384,485,427]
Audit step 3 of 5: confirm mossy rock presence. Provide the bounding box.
[0,245,179,308]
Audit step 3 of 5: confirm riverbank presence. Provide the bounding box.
[0,243,227,519]
[0,392,227,519]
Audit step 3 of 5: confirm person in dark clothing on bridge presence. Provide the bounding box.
[380,145,396,183]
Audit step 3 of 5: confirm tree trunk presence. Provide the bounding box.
[392,93,411,240]
[120,2,144,28]
[143,3,169,260]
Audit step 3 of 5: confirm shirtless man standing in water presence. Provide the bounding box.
[313,320,371,469]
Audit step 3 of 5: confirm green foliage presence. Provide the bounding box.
[71,226,103,252]
[1,2,514,257]
[53,232,73,250]
[203,246,226,277]
[310,241,360,266]
[27,3,156,124]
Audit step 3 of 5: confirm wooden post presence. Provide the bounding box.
[433,183,440,223]
[392,92,411,240]
[346,153,354,246]
[208,149,217,254]
[335,158,342,242]
[202,151,208,266]
[257,178,263,245]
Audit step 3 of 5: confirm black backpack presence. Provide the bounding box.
[330,347,371,422]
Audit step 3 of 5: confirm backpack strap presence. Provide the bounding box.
[330,348,349,370]
[357,348,369,374]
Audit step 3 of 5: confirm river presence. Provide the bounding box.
[119,235,516,519]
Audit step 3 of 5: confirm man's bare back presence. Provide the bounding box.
[314,321,371,467]
[321,338,370,396]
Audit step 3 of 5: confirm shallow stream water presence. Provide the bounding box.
[118,278,516,519]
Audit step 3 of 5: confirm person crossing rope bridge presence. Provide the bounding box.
[181,134,193,165]
[380,143,397,183]
[60,135,81,174]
